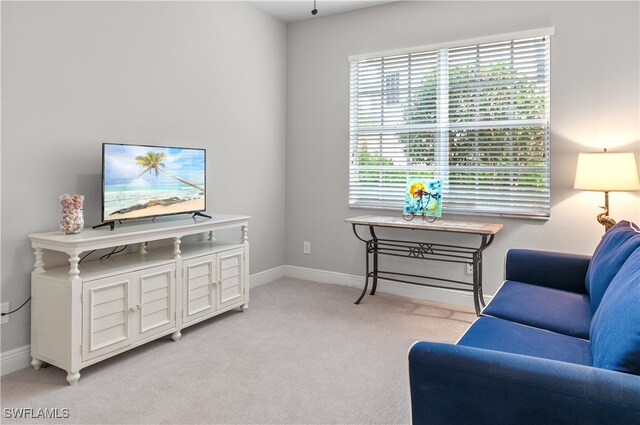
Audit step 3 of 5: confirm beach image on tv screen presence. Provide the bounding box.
[103,144,205,221]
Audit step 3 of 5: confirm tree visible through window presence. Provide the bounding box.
[349,31,551,217]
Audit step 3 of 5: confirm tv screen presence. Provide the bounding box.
[101,143,206,222]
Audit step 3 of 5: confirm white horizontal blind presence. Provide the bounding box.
[349,32,551,217]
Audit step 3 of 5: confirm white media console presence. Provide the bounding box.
[27,214,250,385]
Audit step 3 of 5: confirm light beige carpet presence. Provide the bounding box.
[1,278,474,424]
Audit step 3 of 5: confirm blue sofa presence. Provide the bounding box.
[409,221,640,424]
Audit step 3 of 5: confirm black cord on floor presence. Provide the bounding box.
[1,297,31,316]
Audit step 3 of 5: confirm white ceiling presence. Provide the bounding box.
[247,0,397,23]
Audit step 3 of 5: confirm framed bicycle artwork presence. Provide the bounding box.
[403,178,442,222]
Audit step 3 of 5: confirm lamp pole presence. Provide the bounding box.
[598,190,616,231]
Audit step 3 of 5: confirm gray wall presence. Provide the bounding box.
[286,2,640,295]
[2,0,639,356]
[1,1,286,352]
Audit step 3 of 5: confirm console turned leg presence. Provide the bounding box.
[33,247,45,273]
[240,304,248,312]
[241,225,248,244]
[171,331,182,342]
[31,358,44,370]
[68,252,80,278]
[172,237,181,259]
[66,371,81,385]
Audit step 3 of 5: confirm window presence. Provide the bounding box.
[349,29,552,218]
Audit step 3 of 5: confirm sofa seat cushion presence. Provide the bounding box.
[585,220,640,312]
[482,280,592,339]
[590,247,640,375]
[458,317,592,366]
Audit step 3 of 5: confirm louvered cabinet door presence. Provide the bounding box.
[182,255,216,325]
[136,264,176,339]
[83,274,133,361]
[216,248,245,311]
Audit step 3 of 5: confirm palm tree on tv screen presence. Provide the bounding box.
[135,151,204,192]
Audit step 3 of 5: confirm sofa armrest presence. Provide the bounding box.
[409,342,640,425]
[505,249,590,293]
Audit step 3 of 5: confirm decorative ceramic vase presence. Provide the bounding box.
[60,194,84,234]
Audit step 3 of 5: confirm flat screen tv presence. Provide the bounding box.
[101,143,206,224]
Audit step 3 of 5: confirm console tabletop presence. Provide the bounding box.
[345,215,503,235]
[29,214,250,253]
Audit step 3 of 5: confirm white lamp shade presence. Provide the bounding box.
[574,152,640,191]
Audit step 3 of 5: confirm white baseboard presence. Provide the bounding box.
[249,265,286,288]
[284,265,491,308]
[285,265,363,288]
[250,264,486,307]
[1,344,31,377]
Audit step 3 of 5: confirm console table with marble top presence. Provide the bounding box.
[345,215,504,315]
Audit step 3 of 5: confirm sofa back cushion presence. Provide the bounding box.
[585,220,640,311]
[590,247,640,375]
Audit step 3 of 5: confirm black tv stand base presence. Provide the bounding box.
[92,213,209,231]
[92,221,116,231]
[193,212,211,219]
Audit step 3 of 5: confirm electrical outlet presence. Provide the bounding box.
[1,302,9,325]
[303,241,311,255]
[466,264,473,275]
